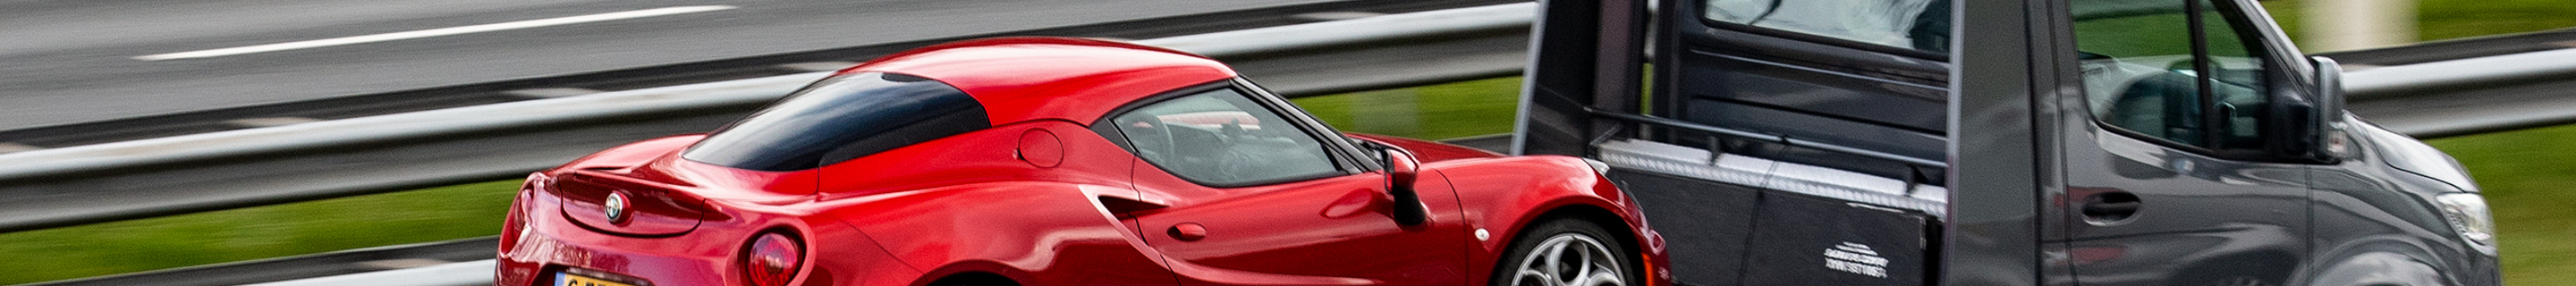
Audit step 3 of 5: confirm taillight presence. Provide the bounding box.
[499,198,525,249]
[742,232,804,286]
[501,172,549,250]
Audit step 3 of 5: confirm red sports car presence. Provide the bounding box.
[496,37,1669,286]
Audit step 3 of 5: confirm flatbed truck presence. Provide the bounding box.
[1513,0,2504,285]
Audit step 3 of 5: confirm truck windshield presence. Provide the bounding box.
[682,72,989,172]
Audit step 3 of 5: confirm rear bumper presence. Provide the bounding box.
[497,189,738,286]
[496,189,919,286]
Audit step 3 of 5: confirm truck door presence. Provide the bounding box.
[2054,0,2314,285]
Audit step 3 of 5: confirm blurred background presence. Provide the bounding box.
[0,0,2570,284]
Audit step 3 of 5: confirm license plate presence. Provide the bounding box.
[556,272,641,286]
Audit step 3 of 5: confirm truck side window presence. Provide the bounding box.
[1702,0,1951,53]
[2072,0,2272,152]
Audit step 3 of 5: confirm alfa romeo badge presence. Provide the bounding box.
[605,192,629,223]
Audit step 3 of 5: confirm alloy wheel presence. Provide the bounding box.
[1505,233,1626,286]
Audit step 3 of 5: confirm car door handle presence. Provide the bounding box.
[2080,191,2142,223]
[1097,194,1167,219]
[1167,223,1208,241]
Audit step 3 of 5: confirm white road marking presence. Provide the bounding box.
[501,88,606,98]
[134,5,737,61]
[0,143,39,154]
[1290,11,1384,21]
[224,117,325,127]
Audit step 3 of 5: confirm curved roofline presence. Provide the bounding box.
[818,36,1241,126]
[834,37,1209,76]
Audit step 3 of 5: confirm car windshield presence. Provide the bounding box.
[682,72,987,171]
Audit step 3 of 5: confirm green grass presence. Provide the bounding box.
[1289,77,1526,140]
[2415,0,2576,41]
[2426,125,2576,285]
[0,181,521,284]
[2262,0,2576,51]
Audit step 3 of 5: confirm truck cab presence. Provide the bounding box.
[1513,0,2503,285]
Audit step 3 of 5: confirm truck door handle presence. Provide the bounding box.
[1168,223,1208,241]
[2080,192,2142,223]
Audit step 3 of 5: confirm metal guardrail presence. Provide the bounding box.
[0,2,1535,234]
[4,0,2572,234]
[239,260,496,286]
[2314,28,2576,67]
[2338,47,2576,139]
[25,237,496,286]
[2343,48,2576,99]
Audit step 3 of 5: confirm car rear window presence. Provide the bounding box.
[682,72,988,171]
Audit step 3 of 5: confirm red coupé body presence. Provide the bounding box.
[497,38,1669,286]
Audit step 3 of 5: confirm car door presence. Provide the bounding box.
[2055,0,2314,284]
[1092,82,1470,286]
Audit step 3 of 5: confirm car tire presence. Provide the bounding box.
[1490,218,1636,286]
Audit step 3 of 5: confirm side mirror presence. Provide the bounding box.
[2302,56,2351,163]
[1378,145,1429,226]
[2312,56,2346,125]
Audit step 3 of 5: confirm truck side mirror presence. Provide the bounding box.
[1377,145,1429,226]
[2303,56,2350,163]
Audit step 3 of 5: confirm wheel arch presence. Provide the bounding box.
[1437,155,1659,286]
[2298,237,2456,286]
[1487,203,1650,283]
[2166,249,2301,286]
[1518,205,1644,257]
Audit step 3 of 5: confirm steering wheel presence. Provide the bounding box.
[1117,114,1180,164]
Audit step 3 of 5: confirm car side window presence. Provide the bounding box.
[2072,0,2274,152]
[1702,0,1952,53]
[1106,88,1342,187]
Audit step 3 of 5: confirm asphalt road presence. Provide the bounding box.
[0,0,1340,130]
